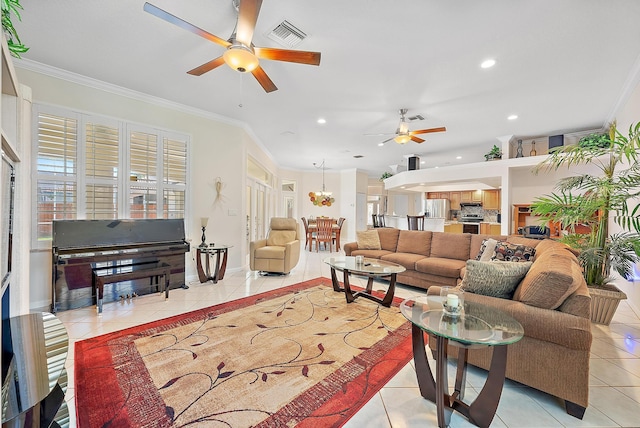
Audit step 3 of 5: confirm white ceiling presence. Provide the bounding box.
[14,0,640,176]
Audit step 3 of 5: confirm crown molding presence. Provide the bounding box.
[14,59,277,165]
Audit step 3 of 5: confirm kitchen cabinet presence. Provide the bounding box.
[471,190,483,202]
[449,191,461,210]
[444,223,463,233]
[427,192,449,200]
[482,189,501,210]
[460,191,472,202]
[480,223,502,235]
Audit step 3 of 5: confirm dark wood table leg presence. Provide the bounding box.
[218,248,229,280]
[462,345,509,428]
[454,347,468,401]
[341,269,356,303]
[412,325,436,402]
[196,248,207,283]
[212,249,221,283]
[435,335,453,428]
[380,273,396,307]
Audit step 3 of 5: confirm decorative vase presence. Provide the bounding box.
[516,139,524,157]
[588,283,627,325]
[530,140,537,156]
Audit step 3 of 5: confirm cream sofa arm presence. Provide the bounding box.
[250,239,267,271]
[283,240,301,272]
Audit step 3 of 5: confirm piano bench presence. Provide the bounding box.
[92,262,172,313]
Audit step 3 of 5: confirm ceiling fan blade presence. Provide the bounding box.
[187,56,226,76]
[410,135,425,144]
[379,137,395,145]
[236,0,262,46]
[144,3,231,48]
[251,66,278,92]
[411,126,447,135]
[254,47,321,66]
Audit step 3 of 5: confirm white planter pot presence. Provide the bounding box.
[589,284,628,326]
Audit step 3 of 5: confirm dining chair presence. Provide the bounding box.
[301,217,311,250]
[333,217,345,250]
[407,215,426,230]
[314,218,334,252]
[377,214,386,228]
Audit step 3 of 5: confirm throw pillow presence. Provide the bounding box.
[491,241,536,262]
[460,260,533,299]
[356,230,381,250]
[475,238,499,261]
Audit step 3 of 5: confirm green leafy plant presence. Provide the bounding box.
[1,0,28,58]
[484,144,502,161]
[531,121,640,286]
[380,171,393,181]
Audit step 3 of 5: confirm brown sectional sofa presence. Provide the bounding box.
[344,229,592,419]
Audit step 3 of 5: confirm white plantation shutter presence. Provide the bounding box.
[85,123,119,219]
[33,105,189,245]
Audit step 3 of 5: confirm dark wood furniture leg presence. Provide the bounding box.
[196,247,208,283]
[565,401,586,419]
[411,325,510,428]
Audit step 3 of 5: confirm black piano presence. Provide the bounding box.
[51,219,190,312]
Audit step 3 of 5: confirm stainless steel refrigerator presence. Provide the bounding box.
[422,199,451,219]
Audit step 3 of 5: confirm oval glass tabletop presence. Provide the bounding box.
[400,295,524,346]
[324,256,406,276]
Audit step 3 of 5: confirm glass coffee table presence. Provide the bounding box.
[323,256,405,307]
[400,295,524,428]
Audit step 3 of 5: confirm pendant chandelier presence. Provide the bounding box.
[309,160,335,207]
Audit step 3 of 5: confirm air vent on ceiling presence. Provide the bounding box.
[408,114,425,121]
[353,155,364,158]
[267,20,307,48]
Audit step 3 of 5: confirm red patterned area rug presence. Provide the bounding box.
[75,277,413,427]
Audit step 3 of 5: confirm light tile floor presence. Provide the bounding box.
[54,249,640,427]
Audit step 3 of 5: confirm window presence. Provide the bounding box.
[33,105,189,244]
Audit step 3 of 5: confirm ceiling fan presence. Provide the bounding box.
[375,109,446,145]
[143,0,321,93]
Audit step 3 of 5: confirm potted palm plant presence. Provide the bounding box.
[531,121,640,325]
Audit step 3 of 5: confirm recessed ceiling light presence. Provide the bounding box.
[435,166,439,169]
[317,118,326,124]
[456,156,462,159]
[420,161,425,164]
[508,114,518,120]
[420,183,425,186]
[378,143,384,147]
[400,186,406,189]
[481,59,496,69]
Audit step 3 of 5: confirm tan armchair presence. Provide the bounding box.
[250,217,301,274]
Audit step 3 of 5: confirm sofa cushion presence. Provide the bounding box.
[377,228,401,251]
[267,230,296,246]
[513,250,583,309]
[460,260,533,299]
[255,246,285,259]
[430,232,471,261]
[475,238,499,261]
[380,253,425,270]
[356,230,381,249]
[491,241,536,262]
[415,257,467,278]
[396,230,432,256]
[351,249,393,259]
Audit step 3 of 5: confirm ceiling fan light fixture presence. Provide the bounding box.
[394,134,411,144]
[223,44,259,73]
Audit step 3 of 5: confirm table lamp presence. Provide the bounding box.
[200,217,209,248]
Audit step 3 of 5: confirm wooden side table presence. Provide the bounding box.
[196,244,232,283]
